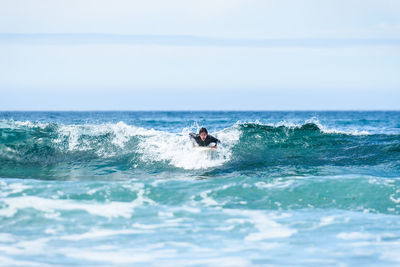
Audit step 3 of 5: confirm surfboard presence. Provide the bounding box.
[195,146,216,151]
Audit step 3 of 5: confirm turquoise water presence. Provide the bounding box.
[0,111,399,266]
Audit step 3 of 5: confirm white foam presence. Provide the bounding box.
[0,233,15,242]
[50,121,242,169]
[255,179,295,190]
[179,257,251,266]
[43,211,61,220]
[55,121,144,155]
[390,190,400,203]
[87,188,99,195]
[62,248,155,264]
[44,227,62,235]
[308,216,338,230]
[49,121,163,159]
[337,232,375,240]
[245,214,297,241]
[199,189,219,206]
[131,223,164,230]
[216,225,235,231]
[158,211,174,217]
[243,119,371,136]
[0,237,51,257]
[0,255,49,267]
[0,205,17,217]
[123,183,156,206]
[130,220,185,232]
[1,194,153,218]
[138,125,240,170]
[14,237,50,254]
[62,244,182,264]
[174,206,201,214]
[320,127,370,136]
[320,216,336,226]
[0,182,31,197]
[193,184,237,207]
[390,195,400,203]
[224,209,297,241]
[8,120,49,129]
[381,247,400,262]
[60,229,148,241]
[304,118,371,135]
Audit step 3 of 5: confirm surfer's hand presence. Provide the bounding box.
[211,145,217,149]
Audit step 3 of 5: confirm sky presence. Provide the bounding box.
[0,0,399,110]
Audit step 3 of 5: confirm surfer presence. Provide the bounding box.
[189,127,220,148]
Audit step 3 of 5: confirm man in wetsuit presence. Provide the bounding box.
[189,127,220,148]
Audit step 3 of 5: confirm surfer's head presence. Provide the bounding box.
[199,127,208,141]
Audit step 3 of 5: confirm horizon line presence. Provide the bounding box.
[1,33,400,47]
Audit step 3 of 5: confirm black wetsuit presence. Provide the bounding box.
[189,133,220,147]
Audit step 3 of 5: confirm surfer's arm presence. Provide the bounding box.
[210,136,220,143]
[189,133,200,146]
[209,136,220,148]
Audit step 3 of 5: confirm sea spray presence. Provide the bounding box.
[0,111,399,266]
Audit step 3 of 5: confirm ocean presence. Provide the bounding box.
[0,111,399,266]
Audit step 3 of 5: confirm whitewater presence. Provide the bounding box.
[0,111,399,266]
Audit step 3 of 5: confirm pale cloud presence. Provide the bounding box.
[1,0,400,38]
[1,0,399,110]
[1,43,399,91]
[375,22,400,32]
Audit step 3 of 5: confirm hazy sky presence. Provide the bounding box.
[0,0,399,110]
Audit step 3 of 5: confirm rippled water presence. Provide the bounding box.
[0,111,399,266]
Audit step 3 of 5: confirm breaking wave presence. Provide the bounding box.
[0,120,399,179]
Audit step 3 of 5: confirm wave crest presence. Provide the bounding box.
[0,120,399,179]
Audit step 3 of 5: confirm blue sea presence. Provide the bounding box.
[0,111,399,266]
